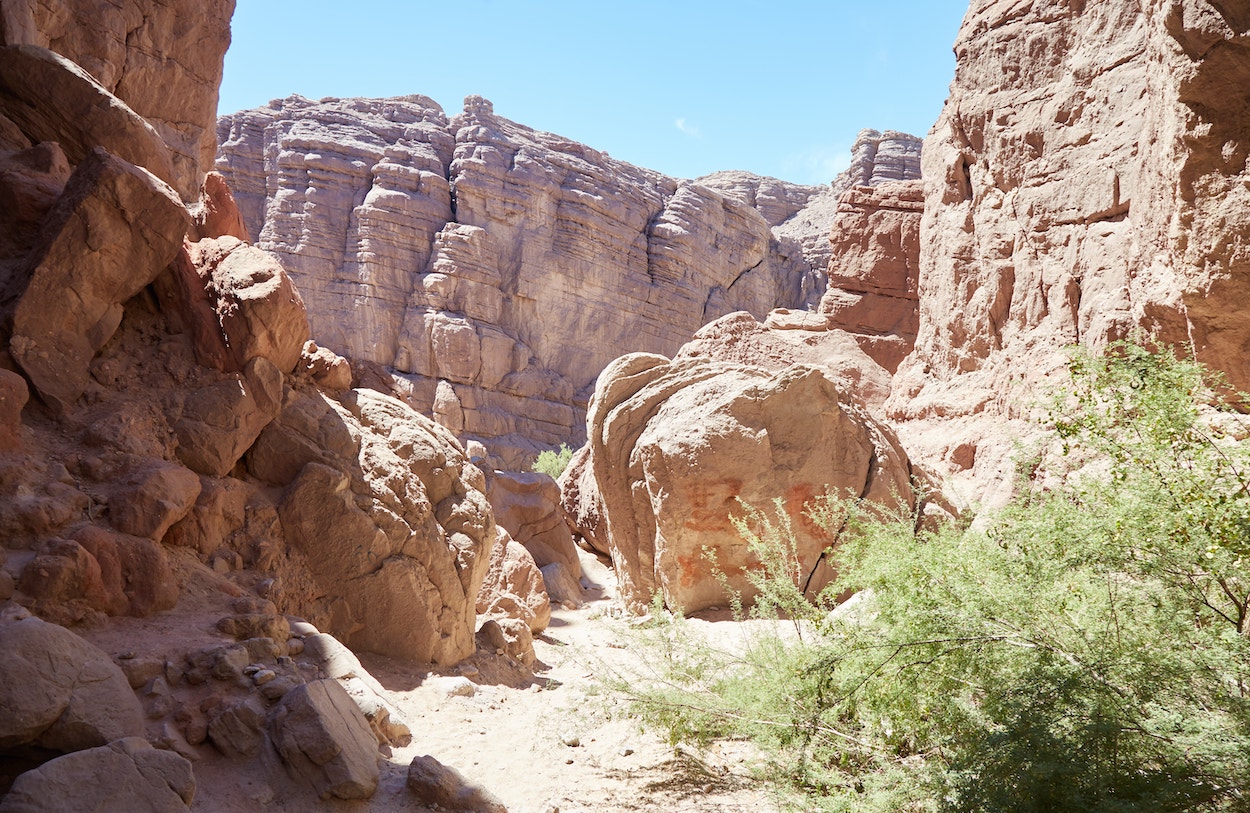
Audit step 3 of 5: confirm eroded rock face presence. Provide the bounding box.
[895,0,1250,424]
[819,180,923,373]
[217,94,920,465]
[0,0,235,199]
[250,386,493,664]
[569,353,914,613]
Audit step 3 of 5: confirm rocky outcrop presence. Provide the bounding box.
[567,352,914,613]
[7,146,188,413]
[895,0,1250,422]
[249,386,493,664]
[0,0,235,199]
[216,95,922,465]
[819,180,924,373]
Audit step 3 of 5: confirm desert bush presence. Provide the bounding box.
[617,341,1250,812]
[532,443,574,479]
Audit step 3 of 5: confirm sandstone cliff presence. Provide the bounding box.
[216,96,921,465]
[896,0,1250,418]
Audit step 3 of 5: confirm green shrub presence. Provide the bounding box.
[616,341,1250,812]
[532,443,574,479]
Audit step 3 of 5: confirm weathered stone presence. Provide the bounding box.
[298,340,352,392]
[0,368,27,451]
[0,737,194,813]
[173,356,282,476]
[406,754,508,813]
[0,140,70,262]
[270,679,379,801]
[8,147,188,412]
[108,460,201,541]
[0,44,175,186]
[189,236,309,373]
[71,526,179,617]
[191,170,249,241]
[571,354,913,613]
[487,469,581,578]
[1,0,236,198]
[476,527,551,633]
[0,614,144,751]
[819,180,923,373]
[478,616,536,668]
[206,695,265,759]
[263,388,493,664]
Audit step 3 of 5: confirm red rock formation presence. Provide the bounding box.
[0,0,235,199]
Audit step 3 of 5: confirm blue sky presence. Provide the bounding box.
[218,1,969,185]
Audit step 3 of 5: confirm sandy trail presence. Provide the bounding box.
[366,552,784,812]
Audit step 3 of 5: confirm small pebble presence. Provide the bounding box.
[253,669,277,685]
[620,747,634,757]
[561,734,580,747]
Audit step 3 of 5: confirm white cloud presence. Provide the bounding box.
[780,145,853,185]
[675,117,702,139]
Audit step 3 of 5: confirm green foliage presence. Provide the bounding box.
[616,340,1250,812]
[532,443,574,479]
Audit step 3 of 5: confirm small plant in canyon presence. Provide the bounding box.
[532,443,574,479]
[616,341,1250,812]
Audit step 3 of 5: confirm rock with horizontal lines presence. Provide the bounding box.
[216,95,914,465]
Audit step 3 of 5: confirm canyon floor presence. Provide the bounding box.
[369,552,784,813]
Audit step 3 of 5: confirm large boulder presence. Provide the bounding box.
[571,353,914,613]
[0,737,194,813]
[0,44,176,188]
[486,469,581,578]
[269,679,379,801]
[0,613,145,752]
[250,387,494,664]
[8,147,188,412]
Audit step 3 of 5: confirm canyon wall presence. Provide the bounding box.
[216,100,920,464]
[894,0,1250,428]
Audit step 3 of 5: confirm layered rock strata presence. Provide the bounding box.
[216,95,921,465]
[819,179,924,373]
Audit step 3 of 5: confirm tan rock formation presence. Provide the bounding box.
[572,353,914,613]
[486,469,581,577]
[7,147,188,412]
[217,96,917,465]
[0,737,195,813]
[476,526,552,633]
[896,0,1250,420]
[250,387,493,664]
[819,180,924,372]
[0,0,235,199]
